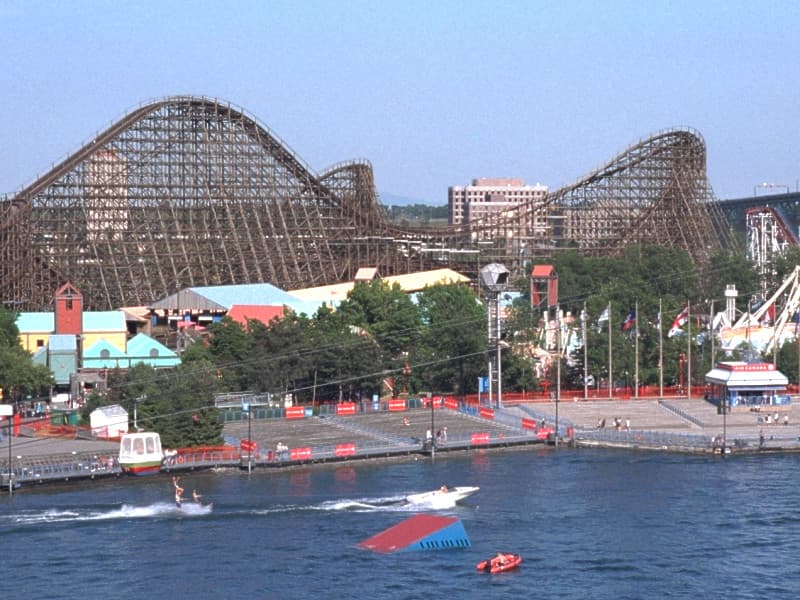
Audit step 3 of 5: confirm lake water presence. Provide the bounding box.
[2,447,799,600]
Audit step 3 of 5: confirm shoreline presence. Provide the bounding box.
[2,397,798,491]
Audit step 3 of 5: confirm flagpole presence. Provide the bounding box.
[583,302,588,400]
[659,298,664,398]
[687,301,692,400]
[710,300,715,367]
[635,301,639,399]
[772,310,778,367]
[608,302,613,400]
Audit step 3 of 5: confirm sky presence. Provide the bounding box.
[1,0,799,204]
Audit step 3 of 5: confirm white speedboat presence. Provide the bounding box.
[405,486,480,508]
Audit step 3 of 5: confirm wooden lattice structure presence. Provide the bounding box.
[0,97,733,310]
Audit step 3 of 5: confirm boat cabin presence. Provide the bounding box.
[119,431,164,475]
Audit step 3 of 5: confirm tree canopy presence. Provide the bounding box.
[0,308,54,402]
[83,243,800,447]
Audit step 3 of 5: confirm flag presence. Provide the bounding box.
[760,304,775,324]
[668,306,689,338]
[621,308,636,332]
[596,306,609,333]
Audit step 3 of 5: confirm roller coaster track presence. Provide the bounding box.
[0,97,734,310]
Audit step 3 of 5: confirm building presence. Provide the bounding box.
[89,404,129,438]
[287,268,471,306]
[147,282,326,350]
[704,362,790,412]
[146,268,471,336]
[15,282,180,402]
[448,178,548,227]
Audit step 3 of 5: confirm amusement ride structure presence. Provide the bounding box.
[1,96,734,311]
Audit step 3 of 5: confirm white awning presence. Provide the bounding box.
[705,367,788,388]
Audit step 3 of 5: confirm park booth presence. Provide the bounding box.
[705,362,790,413]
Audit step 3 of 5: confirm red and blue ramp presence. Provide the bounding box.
[358,514,471,553]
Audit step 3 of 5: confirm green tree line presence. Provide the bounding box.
[77,243,800,447]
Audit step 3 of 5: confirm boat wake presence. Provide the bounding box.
[316,494,417,513]
[9,502,213,525]
[264,490,477,514]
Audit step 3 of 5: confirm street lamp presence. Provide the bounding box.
[242,401,252,474]
[428,392,434,462]
[722,395,727,455]
[172,265,192,354]
[1,403,13,494]
[133,395,146,431]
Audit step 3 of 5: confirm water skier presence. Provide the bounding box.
[173,476,185,507]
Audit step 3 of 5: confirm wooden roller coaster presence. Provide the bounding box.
[0,96,734,310]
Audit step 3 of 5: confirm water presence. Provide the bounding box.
[2,448,800,600]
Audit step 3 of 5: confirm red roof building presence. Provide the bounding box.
[226,305,287,329]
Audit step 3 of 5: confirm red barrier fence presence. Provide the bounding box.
[240,439,258,453]
[285,406,306,419]
[290,447,312,460]
[470,432,490,445]
[422,396,444,408]
[388,399,407,412]
[336,402,357,416]
[335,443,357,457]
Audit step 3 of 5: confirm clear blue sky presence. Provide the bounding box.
[2,0,799,203]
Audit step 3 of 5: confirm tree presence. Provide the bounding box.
[336,279,422,361]
[305,307,383,403]
[415,283,486,395]
[151,360,222,448]
[702,249,759,313]
[93,362,223,448]
[0,308,54,402]
[205,317,250,390]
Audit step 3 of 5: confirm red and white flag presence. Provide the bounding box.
[668,306,689,338]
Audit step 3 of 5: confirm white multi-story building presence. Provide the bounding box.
[448,178,548,227]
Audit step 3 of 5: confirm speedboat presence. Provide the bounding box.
[476,553,522,574]
[405,486,480,508]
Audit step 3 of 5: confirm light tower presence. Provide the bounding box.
[480,263,510,409]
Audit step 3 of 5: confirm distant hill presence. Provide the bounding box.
[379,192,441,207]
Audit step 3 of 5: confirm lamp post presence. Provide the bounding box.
[133,395,146,432]
[1,403,13,494]
[555,307,560,449]
[172,266,191,354]
[242,401,252,474]
[428,392,434,462]
[721,394,728,456]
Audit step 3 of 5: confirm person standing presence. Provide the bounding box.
[173,476,184,507]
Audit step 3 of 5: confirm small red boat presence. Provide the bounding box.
[476,552,522,574]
